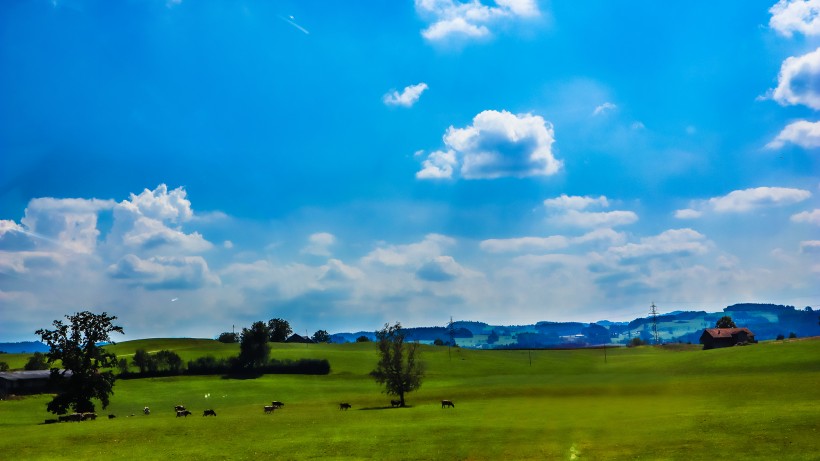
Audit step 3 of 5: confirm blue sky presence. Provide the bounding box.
[1,0,818,342]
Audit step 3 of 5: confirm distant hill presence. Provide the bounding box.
[330,304,820,349]
[0,341,48,354]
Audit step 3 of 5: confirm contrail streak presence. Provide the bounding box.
[278,15,310,35]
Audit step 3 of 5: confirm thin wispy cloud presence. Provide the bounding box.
[279,15,310,35]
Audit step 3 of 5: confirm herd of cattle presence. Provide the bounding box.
[47,399,455,423]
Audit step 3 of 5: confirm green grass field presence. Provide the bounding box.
[2,339,819,460]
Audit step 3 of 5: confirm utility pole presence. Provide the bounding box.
[649,302,660,345]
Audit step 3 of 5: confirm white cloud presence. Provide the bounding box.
[417,110,561,180]
[609,229,710,261]
[707,187,811,213]
[479,228,625,254]
[121,184,193,223]
[319,259,364,282]
[362,233,455,267]
[302,232,336,256]
[416,150,458,179]
[415,0,540,43]
[592,102,617,116]
[791,208,820,224]
[800,240,820,253]
[674,208,702,219]
[766,120,820,149]
[20,197,115,254]
[480,236,570,253]
[416,255,470,282]
[770,0,820,37]
[553,210,638,228]
[543,194,609,210]
[383,83,429,107]
[108,254,219,290]
[109,184,213,254]
[772,47,820,109]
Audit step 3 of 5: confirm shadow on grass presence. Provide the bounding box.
[220,372,263,380]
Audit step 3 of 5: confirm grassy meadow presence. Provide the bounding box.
[1,338,819,460]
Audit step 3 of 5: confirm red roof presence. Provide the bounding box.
[702,328,753,338]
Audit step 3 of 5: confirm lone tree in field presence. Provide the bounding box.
[312,330,331,343]
[267,318,293,342]
[238,321,271,368]
[715,316,736,329]
[35,311,124,414]
[370,322,424,407]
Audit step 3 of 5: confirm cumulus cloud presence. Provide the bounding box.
[480,228,625,254]
[302,232,336,256]
[541,194,636,229]
[592,102,617,116]
[383,83,428,107]
[416,110,561,180]
[109,184,213,254]
[415,0,540,43]
[362,234,455,267]
[319,258,363,282]
[108,254,219,290]
[770,0,820,37]
[609,229,710,262]
[772,47,820,110]
[674,208,702,219]
[707,187,811,212]
[480,236,570,253]
[553,210,638,228]
[20,198,115,254]
[791,208,820,224]
[766,120,820,149]
[543,194,609,210]
[416,255,467,282]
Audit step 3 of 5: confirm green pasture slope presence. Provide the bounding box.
[1,339,819,460]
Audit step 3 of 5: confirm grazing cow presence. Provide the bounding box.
[143,407,150,415]
[176,410,192,417]
[174,405,186,412]
[82,412,97,421]
[271,401,284,409]
[203,409,216,417]
[391,400,401,407]
[339,403,351,410]
[108,414,116,419]
[441,400,455,409]
[263,405,275,414]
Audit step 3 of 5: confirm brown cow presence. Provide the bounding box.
[271,401,284,409]
[203,409,216,416]
[263,405,275,414]
[339,403,351,410]
[441,400,455,408]
[176,410,192,417]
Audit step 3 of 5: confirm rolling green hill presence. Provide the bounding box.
[1,338,818,460]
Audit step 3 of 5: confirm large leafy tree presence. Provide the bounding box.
[267,318,292,342]
[370,322,424,407]
[715,316,736,329]
[35,311,124,414]
[239,321,271,368]
[312,330,331,343]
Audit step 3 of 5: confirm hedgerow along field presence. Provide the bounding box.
[1,338,819,460]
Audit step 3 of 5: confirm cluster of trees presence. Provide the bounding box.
[218,318,331,345]
[128,349,183,374]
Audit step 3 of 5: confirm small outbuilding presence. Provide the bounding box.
[0,370,71,396]
[699,328,756,350]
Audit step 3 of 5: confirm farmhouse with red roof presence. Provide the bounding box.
[699,328,756,350]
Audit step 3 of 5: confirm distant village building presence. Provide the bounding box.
[285,334,314,344]
[0,370,71,395]
[699,328,755,350]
